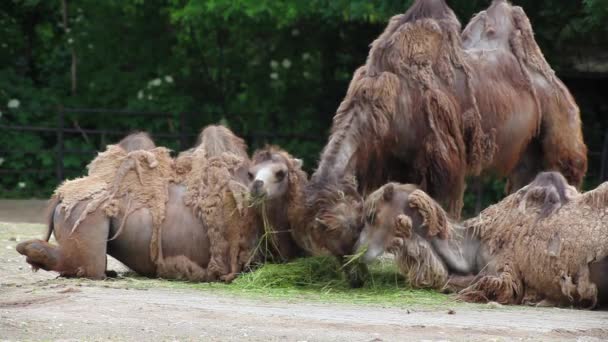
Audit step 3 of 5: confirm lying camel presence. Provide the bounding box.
[304,0,587,265]
[248,146,368,285]
[17,126,259,282]
[357,172,608,308]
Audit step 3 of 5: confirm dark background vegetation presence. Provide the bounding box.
[1,0,607,215]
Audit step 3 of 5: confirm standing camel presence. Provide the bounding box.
[304,0,587,260]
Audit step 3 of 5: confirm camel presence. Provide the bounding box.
[357,172,608,308]
[305,0,587,262]
[248,145,368,285]
[17,126,260,282]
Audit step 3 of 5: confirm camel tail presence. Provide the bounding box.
[44,196,60,241]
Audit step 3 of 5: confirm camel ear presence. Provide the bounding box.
[293,158,303,169]
[395,214,412,239]
[408,190,450,239]
[383,184,395,201]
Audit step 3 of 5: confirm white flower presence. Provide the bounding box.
[18,182,26,189]
[147,94,153,100]
[291,28,300,36]
[137,90,144,100]
[0,157,4,165]
[88,44,93,49]
[270,72,279,80]
[67,38,73,44]
[302,53,311,61]
[303,71,310,78]
[270,60,279,69]
[282,59,291,69]
[164,75,174,83]
[148,78,162,87]
[66,28,71,33]
[7,99,20,109]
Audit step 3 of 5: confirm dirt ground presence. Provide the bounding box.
[2,201,608,341]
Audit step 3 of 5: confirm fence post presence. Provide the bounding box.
[179,112,187,150]
[601,130,608,182]
[56,106,65,182]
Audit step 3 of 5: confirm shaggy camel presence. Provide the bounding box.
[306,0,587,264]
[357,172,608,308]
[248,145,368,284]
[17,126,259,282]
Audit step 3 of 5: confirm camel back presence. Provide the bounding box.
[463,176,608,305]
[55,144,175,262]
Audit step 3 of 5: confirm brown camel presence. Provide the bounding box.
[357,172,608,308]
[17,126,259,282]
[248,145,368,285]
[305,0,587,261]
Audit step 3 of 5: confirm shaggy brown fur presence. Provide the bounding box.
[17,127,261,283]
[182,136,255,281]
[361,173,608,308]
[248,146,307,261]
[309,0,587,250]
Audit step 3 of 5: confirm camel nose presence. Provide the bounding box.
[251,180,264,196]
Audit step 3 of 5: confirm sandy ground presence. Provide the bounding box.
[2,201,608,341]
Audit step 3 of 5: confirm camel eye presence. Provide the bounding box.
[247,172,254,180]
[275,170,286,182]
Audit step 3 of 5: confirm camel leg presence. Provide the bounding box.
[506,139,543,194]
[444,274,477,293]
[17,202,110,279]
[458,267,522,304]
[341,256,369,288]
[540,101,587,188]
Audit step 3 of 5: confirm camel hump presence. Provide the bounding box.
[402,0,458,24]
[517,171,574,218]
[118,131,156,152]
[196,125,248,160]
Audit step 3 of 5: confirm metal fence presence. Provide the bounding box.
[2,107,607,186]
[0,107,323,183]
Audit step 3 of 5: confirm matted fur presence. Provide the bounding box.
[27,126,259,281]
[309,0,587,245]
[181,126,257,281]
[54,145,174,263]
[460,173,608,307]
[365,173,608,308]
[250,146,307,261]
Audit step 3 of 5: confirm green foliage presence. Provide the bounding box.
[1,0,606,208]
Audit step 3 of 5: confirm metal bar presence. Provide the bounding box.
[62,107,172,117]
[56,107,65,182]
[0,124,197,139]
[601,131,608,182]
[179,112,187,151]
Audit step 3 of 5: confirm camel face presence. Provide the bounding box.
[249,151,302,200]
[358,183,422,263]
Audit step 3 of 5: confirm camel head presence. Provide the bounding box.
[249,146,305,201]
[357,183,450,263]
[306,175,364,257]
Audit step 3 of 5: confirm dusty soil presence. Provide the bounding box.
[2,203,608,341]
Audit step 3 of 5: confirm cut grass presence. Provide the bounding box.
[111,256,454,308]
[2,222,454,308]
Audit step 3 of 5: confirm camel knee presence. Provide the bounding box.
[16,239,61,272]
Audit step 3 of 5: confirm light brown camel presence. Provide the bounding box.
[357,172,608,308]
[306,0,587,261]
[248,145,368,285]
[17,126,259,282]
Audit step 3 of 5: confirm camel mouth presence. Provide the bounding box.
[248,190,268,205]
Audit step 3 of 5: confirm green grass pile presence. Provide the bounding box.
[220,257,451,306]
